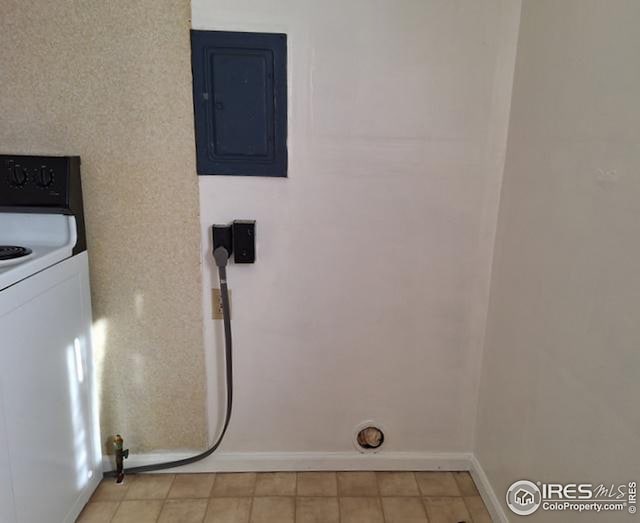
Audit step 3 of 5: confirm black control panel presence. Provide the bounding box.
[0,155,76,210]
[0,154,87,254]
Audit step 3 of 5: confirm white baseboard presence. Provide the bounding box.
[469,454,509,523]
[102,450,507,521]
[103,450,472,474]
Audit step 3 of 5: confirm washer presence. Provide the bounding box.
[0,155,101,523]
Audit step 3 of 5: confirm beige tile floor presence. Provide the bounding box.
[77,471,493,522]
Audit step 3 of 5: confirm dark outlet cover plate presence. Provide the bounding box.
[233,220,255,263]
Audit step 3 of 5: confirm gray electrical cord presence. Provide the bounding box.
[104,246,233,477]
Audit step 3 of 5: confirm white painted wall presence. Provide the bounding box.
[476,0,640,520]
[193,0,521,455]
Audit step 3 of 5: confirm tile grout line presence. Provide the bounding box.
[410,472,429,523]
[247,493,255,522]
[158,474,177,522]
[374,471,385,523]
[461,495,476,523]
[293,472,299,522]
[106,475,135,523]
[107,500,120,523]
[337,472,341,523]
[246,473,257,523]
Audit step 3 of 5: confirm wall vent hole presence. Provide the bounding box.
[356,426,384,450]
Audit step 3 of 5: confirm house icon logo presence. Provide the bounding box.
[506,480,542,515]
[515,488,534,505]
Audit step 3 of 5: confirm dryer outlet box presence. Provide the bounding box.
[232,220,255,263]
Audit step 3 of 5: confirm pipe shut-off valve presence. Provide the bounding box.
[113,434,129,483]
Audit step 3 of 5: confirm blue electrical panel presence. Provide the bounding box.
[191,30,287,177]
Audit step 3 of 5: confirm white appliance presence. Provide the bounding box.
[0,155,101,523]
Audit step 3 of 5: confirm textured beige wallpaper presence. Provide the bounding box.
[0,1,207,452]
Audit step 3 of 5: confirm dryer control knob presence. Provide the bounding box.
[9,164,28,187]
[36,166,54,188]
